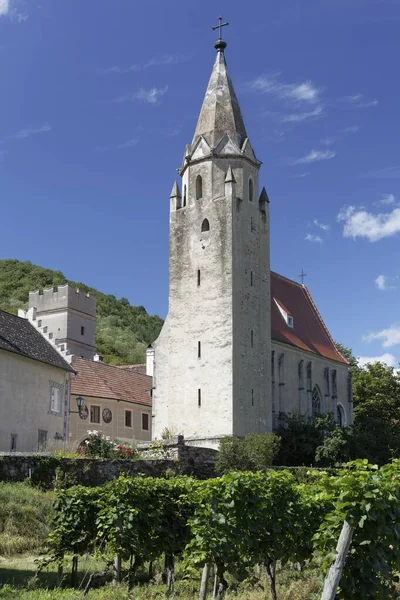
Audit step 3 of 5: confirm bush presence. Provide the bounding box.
[215,433,281,473]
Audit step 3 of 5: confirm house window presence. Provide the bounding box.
[81,326,85,336]
[331,370,337,398]
[249,178,253,202]
[50,383,63,414]
[125,410,132,428]
[197,269,201,286]
[90,405,100,424]
[201,218,210,232]
[10,434,17,452]
[38,430,47,450]
[142,413,150,431]
[198,389,201,407]
[196,175,203,200]
[337,404,346,427]
[198,341,201,358]
[312,386,322,416]
[298,360,304,390]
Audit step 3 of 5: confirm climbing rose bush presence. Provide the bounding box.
[82,431,138,460]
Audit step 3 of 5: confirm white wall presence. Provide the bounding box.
[0,349,71,451]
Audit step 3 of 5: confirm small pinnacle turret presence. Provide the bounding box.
[225,165,236,183]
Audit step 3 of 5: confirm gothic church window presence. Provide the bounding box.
[324,368,330,396]
[249,178,253,202]
[331,370,337,398]
[196,175,203,199]
[306,361,312,391]
[298,360,304,390]
[201,218,210,232]
[278,354,284,385]
[337,404,345,427]
[312,386,322,416]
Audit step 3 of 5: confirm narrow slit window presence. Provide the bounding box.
[197,269,201,286]
[251,389,254,407]
[201,218,210,232]
[81,326,85,336]
[198,389,201,407]
[249,178,253,202]
[183,185,187,207]
[251,330,254,348]
[198,341,201,358]
[196,175,203,199]
[250,271,253,287]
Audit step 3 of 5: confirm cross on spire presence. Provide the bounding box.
[212,16,229,40]
[299,269,307,285]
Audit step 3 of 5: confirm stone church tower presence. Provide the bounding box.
[152,33,272,442]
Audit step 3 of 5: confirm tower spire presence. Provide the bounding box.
[192,18,247,148]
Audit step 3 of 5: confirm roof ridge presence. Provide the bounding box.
[0,308,29,322]
[74,357,150,377]
[302,285,349,365]
[271,271,303,288]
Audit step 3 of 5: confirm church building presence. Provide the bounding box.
[152,28,351,445]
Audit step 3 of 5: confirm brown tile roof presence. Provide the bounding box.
[0,309,74,372]
[271,272,348,365]
[71,358,152,406]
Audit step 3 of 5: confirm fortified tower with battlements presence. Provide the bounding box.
[19,284,96,362]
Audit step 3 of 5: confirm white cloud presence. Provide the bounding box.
[291,172,310,179]
[380,193,396,205]
[357,353,397,368]
[96,137,138,152]
[0,0,9,16]
[313,219,330,231]
[102,55,180,74]
[375,274,397,291]
[292,149,336,165]
[251,75,321,104]
[337,204,400,242]
[363,325,400,348]
[11,124,52,140]
[342,125,360,133]
[115,86,168,105]
[282,105,324,123]
[344,94,378,109]
[305,233,322,243]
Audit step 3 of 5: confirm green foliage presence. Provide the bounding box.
[215,433,281,474]
[314,460,400,599]
[82,431,138,460]
[353,360,400,423]
[0,483,54,555]
[275,413,337,466]
[0,259,163,364]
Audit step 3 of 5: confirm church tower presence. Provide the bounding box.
[152,26,272,443]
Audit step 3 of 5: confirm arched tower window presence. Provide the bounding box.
[201,218,210,232]
[312,385,322,417]
[298,360,304,390]
[183,185,187,207]
[249,178,253,202]
[196,175,203,200]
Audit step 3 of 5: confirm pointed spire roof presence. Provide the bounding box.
[225,165,236,183]
[170,181,181,198]
[192,45,248,149]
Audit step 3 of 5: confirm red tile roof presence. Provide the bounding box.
[116,363,147,375]
[71,358,152,406]
[271,271,348,365]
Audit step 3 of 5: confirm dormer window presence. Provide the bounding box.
[274,298,294,328]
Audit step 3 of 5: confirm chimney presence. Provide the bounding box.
[146,345,155,377]
[93,353,104,362]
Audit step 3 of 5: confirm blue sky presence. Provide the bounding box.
[1,0,400,366]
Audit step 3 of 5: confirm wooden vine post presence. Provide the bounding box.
[321,520,354,600]
[199,564,210,600]
[112,514,122,586]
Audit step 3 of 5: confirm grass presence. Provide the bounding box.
[0,554,323,599]
[0,483,54,555]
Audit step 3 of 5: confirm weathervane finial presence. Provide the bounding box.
[212,16,229,52]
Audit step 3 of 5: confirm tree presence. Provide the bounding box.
[352,361,400,423]
[215,433,280,474]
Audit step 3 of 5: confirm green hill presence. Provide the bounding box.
[0,259,163,365]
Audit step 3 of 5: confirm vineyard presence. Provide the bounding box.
[42,460,400,600]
